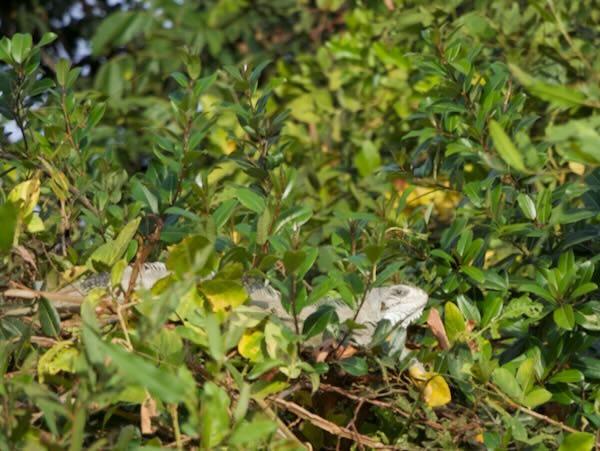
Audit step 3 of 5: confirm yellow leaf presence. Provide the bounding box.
[37,341,79,383]
[8,177,40,218]
[238,330,264,362]
[423,375,452,408]
[60,265,88,285]
[201,280,247,312]
[408,361,429,381]
[26,214,45,233]
[408,362,452,408]
[568,162,586,175]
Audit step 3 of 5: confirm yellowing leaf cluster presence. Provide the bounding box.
[408,361,452,408]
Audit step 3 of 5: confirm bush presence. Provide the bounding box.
[1,1,599,449]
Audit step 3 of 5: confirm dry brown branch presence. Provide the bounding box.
[319,383,444,431]
[124,218,162,302]
[254,397,308,448]
[4,285,83,305]
[271,397,398,450]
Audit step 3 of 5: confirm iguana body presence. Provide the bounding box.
[65,262,428,346]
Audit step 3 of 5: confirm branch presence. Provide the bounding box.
[270,397,394,449]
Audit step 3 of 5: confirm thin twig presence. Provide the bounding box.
[3,285,83,305]
[488,383,599,444]
[332,270,375,358]
[270,397,396,449]
[0,166,16,178]
[168,404,182,450]
[254,397,307,447]
[124,218,163,302]
[319,383,444,431]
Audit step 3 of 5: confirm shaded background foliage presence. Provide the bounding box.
[1,0,600,450]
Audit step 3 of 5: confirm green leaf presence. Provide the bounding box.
[444,302,466,343]
[283,250,305,274]
[339,357,368,376]
[93,60,124,97]
[230,417,277,448]
[38,298,61,338]
[136,182,159,214]
[166,234,213,276]
[223,65,243,82]
[164,206,201,222]
[431,249,455,264]
[28,78,54,97]
[520,284,555,303]
[193,73,218,97]
[171,71,188,88]
[87,103,106,129]
[461,265,485,284]
[558,432,595,451]
[288,94,319,123]
[570,282,597,299]
[354,141,381,177]
[489,120,527,172]
[256,207,271,245]
[37,32,58,47]
[364,244,384,264]
[247,359,285,381]
[236,187,265,213]
[554,208,596,225]
[523,387,552,408]
[456,295,480,322]
[492,368,522,401]
[87,217,141,271]
[509,64,586,108]
[517,193,536,220]
[91,11,151,55]
[55,58,71,87]
[302,305,336,339]
[549,369,584,384]
[456,229,472,256]
[273,207,312,234]
[516,358,535,394]
[203,313,224,364]
[0,201,18,252]
[111,259,128,289]
[249,60,271,86]
[11,33,33,64]
[553,305,575,330]
[200,382,231,448]
[83,325,187,403]
[213,199,238,230]
[296,247,318,279]
[536,189,552,224]
[546,117,600,165]
[0,37,12,62]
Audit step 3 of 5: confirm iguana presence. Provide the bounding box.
[53,263,429,347]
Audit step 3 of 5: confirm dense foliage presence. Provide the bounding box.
[1,1,600,449]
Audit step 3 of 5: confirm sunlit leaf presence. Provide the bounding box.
[489,120,527,172]
[238,330,264,362]
[558,432,595,451]
[423,375,452,408]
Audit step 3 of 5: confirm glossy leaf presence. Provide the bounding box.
[489,120,526,172]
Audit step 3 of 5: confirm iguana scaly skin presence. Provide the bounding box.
[64,262,428,346]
